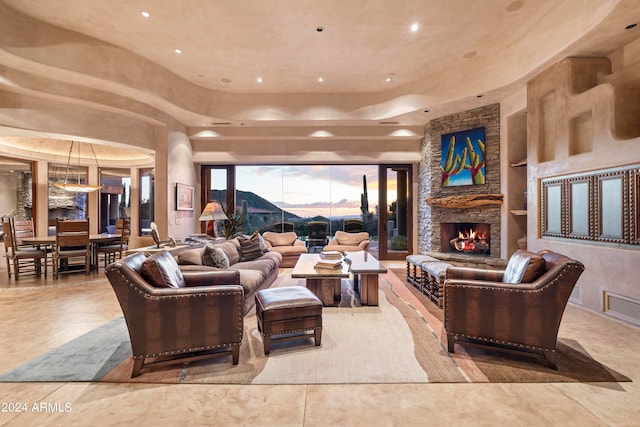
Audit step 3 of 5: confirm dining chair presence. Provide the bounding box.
[96,218,130,268]
[53,218,91,278]
[2,217,48,279]
[12,218,37,246]
[13,217,54,270]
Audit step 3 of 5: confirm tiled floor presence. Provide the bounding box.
[0,262,639,426]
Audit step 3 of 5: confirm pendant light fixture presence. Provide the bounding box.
[53,141,104,193]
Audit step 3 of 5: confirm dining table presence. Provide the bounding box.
[23,233,121,272]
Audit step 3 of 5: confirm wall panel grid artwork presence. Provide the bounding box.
[541,164,639,246]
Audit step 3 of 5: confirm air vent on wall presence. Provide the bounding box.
[604,292,640,326]
[211,122,231,126]
[569,284,582,304]
[379,121,399,125]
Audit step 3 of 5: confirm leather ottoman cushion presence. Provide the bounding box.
[256,286,322,323]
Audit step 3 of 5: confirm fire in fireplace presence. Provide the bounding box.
[440,222,491,255]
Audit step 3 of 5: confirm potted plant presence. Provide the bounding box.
[221,203,244,239]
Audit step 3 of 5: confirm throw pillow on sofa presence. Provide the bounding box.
[176,246,205,265]
[257,233,269,253]
[239,231,263,262]
[204,244,230,269]
[502,249,546,284]
[217,240,241,265]
[141,250,186,288]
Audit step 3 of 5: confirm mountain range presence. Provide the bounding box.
[209,189,300,220]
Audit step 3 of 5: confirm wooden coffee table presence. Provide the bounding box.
[291,254,350,306]
[291,251,387,306]
[344,251,387,306]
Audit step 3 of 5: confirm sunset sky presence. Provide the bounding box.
[227,165,389,218]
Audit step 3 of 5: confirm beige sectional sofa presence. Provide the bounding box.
[175,238,282,313]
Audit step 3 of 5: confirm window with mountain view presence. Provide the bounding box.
[206,165,379,241]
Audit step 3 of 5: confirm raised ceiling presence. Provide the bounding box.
[0,0,639,152]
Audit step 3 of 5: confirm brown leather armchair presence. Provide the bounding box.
[443,249,584,369]
[105,251,244,377]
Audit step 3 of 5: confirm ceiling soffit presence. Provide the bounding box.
[0,0,632,130]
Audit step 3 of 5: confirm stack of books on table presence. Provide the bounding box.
[314,258,343,271]
[319,250,342,260]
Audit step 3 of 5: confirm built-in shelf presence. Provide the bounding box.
[510,209,528,216]
[509,159,527,167]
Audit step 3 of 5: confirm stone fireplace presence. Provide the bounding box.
[427,203,501,258]
[418,103,502,260]
[440,222,491,255]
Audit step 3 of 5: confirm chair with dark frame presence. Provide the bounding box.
[273,222,294,233]
[96,218,131,269]
[306,221,329,253]
[53,218,91,278]
[2,217,48,279]
[343,219,364,233]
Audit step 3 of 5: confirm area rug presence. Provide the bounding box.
[0,270,631,384]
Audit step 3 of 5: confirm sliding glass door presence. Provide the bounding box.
[202,165,379,242]
[378,165,412,260]
[201,164,415,260]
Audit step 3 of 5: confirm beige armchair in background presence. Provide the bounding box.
[323,230,370,252]
[262,231,307,267]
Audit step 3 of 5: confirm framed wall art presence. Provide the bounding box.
[441,127,486,187]
[175,183,194,211]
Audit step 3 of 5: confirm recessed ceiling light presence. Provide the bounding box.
[220,78,232,84]
[410,22,420,32]
[424,109,430,113]
[476,94,484,98]
[318,77,324,83]
[316,26,324,32]
[141,11,150,18]
[257,77,263,83]
[174,48,182,54]
[625,23,638,30]
[463,51,477,59]
[385,77,392,82]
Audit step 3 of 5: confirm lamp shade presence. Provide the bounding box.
[199,201,228,221]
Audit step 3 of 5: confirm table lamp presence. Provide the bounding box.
[199,201,228,238]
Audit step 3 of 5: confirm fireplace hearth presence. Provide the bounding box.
[440,222,491,255]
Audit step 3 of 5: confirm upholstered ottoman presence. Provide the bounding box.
[406,254,439,291]
[421,261,452,308]
[255,286,323,355]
